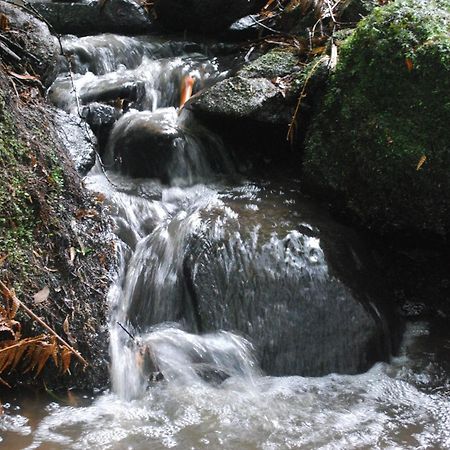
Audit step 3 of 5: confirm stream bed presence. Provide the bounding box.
[1,32,449,449]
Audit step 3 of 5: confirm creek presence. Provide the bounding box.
[1,33,450,449]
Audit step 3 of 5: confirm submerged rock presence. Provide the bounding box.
[104,109,182,182]
[123,182,397,377]
[304,0,450,238]
[82,102,122,151]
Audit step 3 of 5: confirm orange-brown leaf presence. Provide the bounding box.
[61,347,72,374]
[405,58,413,72]
[416,155,427,170]
[0,13,9,31]
[34,342,53,377]
[11,341,29,371]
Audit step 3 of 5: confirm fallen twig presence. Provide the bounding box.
[287,55,328,143]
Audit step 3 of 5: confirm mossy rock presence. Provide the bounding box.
[304,0,450,238]
[238,48,301,79]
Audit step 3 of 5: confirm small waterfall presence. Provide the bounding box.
[51,33,393,400]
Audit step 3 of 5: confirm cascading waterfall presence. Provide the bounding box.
[2,32,449,450]
[60,33,391,397]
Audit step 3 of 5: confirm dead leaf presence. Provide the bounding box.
[33,286,50,304]
[61,347,72,374]
[75,209,98,220]
[416,155,427,170]
[405,58,414,72]
[63,316,70,336]
[0,254,7,267]
[94,193,106,203]
[69,247,76,264]
[7,71,41,82]
[0,13,9,31]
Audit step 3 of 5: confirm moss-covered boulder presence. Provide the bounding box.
[304,0,450,238]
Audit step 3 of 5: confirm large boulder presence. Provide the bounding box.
[186,48,328,169]
[152,0,266,33]
[187,48,306,125]
[304,0,450,238]
[32,0,154,36]
[0,1,60,86]
[124,182,397,376]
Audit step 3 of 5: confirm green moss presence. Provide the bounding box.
[239,48,300,79]
[304,0,450,237]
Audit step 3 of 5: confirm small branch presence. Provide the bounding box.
[0,281,88,367]
[287,55,328,143]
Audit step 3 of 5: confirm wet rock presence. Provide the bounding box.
[32,0,154,36]
[53,110,97,175]
[187,48,327,126]
[0,1,60,86]
[304,0,450,238]
[181,184,397,377]
[104,109,232,184]
[188,76,285,123]
[104,109,183,182]
[153,0,266,33]
[82,102,122,150]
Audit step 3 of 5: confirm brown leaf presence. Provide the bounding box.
[405,58,414,72]
[94,193,106,203]
[63,316,70,336]
[0,254,7,267]
[7,71,41,82]
[11,341,29,371]
[75,209,98,220]
[61,347,72,374]
[35,342,53,377]
[33,286,50,304]
[416,155,427,171]
[0,13,9,31]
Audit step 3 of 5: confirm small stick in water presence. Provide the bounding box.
[116,321,136,341]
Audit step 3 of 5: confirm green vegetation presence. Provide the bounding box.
[304,0,450,237]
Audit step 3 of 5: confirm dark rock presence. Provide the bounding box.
[0,1,60,86]
[187,49,327,126]
[82,102,122,151]
[53,110,97,175]
[182,184,397,376]
[104,109,232,183]
[153,0,266,33]
[304,0,450,238]
[188,76,285,123]
[32,0,154,36]
[104,109,184,182]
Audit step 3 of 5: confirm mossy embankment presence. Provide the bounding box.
[0,65,113,390]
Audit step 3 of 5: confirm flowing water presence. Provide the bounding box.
[1,33,450,449]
